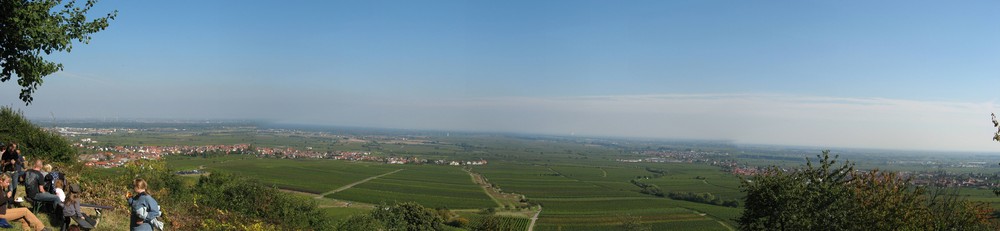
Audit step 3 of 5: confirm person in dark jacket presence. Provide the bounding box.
[0,174,49,231]
[1,143,24,198]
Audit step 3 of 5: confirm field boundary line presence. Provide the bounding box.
[317,169,405,198]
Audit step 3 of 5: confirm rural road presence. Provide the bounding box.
[528,207,542,231]
[316,169,405,198]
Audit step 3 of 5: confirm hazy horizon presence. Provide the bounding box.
[3,1,1000,152]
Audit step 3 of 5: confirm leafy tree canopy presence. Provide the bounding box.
[1,0,116,104]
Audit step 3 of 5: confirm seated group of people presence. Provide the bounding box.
[1,142,92,231]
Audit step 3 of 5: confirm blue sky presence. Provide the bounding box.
[3,0,1000,151]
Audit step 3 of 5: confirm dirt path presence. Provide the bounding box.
[528,207,542,231]
[600,168,607,177]
[464,168,505,207]
[316,169,405,198]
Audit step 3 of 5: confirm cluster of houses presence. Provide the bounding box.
[82,151,162,168]
[330,151,379,161]
[385,157,488,166]
[74,137,488,168]
[726,166,764,176]
[75,140,322,167]
[618,150,730,164]
[903,172,999,188]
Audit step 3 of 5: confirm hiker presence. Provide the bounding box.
[128,179,163,231]
[0,174,50,231]
[24,160,59,210]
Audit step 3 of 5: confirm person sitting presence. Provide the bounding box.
[1,143,24,198]
[40,165,50,180]
[24,160,59,211]
[62,190,94,230]
[0,174,51,231]
[53,180,66,204]
[42,165,62,194]
[1,143,17,173]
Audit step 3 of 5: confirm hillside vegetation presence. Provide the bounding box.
[739,151,997,230]
[0,107,76,163]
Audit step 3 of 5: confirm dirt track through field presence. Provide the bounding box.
[317,169,405,198]
[528,207,542,231]
[464,168,505,207]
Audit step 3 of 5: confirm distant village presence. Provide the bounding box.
[617,150,729,164]
[71,138,486,168]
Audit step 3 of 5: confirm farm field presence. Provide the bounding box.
[458,212,532,231]
[634,162,743,201]
[530,194,739,230]
[203,158,403,194]
[474,162,739,229]
[476,163,644,199]
[328,165,497,209]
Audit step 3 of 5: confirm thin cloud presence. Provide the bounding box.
[356,94,999,152]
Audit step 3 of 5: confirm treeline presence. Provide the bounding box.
[666,192,738,208]
[630,179,664,197]
[645,167,667,175]
[629,179,737,208]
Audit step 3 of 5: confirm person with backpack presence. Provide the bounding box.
[128,179,163,231]
[0,174,50,231]
[42,165,62,194]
